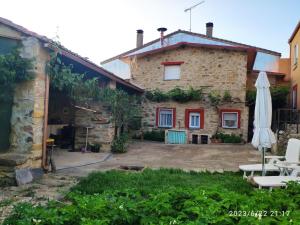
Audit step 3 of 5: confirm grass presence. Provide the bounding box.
[72,168,253,195]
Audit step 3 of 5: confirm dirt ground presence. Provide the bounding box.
[0,141,261,223]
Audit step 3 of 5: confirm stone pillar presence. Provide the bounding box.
[9,36,49,167]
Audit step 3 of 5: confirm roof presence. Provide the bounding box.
[101,29,281,64]
[0,17,143,93]
[289,21,300,43]
[252,70,286,77]
[123,42,257,71]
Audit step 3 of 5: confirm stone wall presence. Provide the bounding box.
[74,102,114,152]
[130,46,249,140]
[142,99,248,142]
[131,46,248,101]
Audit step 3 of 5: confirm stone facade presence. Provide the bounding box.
[130,46,249,141]
[74,102,115,152]
[0,28,49,184]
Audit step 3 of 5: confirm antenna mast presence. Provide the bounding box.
[184,1,205,32]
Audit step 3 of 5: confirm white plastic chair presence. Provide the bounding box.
[253,166,300,191]
[239,138,300,178]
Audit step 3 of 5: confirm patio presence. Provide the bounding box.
[55,141,262,176]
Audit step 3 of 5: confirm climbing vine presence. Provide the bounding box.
[0,50,34,100]
[46,52,141,139]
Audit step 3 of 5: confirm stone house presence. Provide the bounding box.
[102,23,290,143]
[0,17,142,184]
[289,21,300,109]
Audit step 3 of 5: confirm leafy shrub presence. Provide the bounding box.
[143,130,165,142]
[246,86,289,109]
[111,133,129,153]
[214,132,243,143]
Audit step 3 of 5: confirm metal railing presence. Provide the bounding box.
[272,108,300,134]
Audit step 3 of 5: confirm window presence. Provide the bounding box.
[294,44,299,65]
[220,109,241,129]
[292,85,297,109]
[189,113,200,128]
[156,108,175,128]
[164,65,180,80]
[185,109,204,129]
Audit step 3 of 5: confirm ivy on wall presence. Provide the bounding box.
[145,87,234,106]
[145,87,204,103]
[0,49,34,100]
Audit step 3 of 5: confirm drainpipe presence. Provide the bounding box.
[42,73,50,170]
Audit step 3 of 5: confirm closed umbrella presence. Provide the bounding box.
[251,71,276,175]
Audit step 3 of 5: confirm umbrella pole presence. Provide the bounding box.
[262,147,266,176]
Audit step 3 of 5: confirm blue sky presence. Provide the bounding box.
[0,0,299,63]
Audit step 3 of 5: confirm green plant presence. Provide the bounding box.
[222,90,232,102]
[4,170,300,225]
[208,90,221,106]
[214,132,243,143]
[47,52,141,138]
[145,87,203,103]
[111,133,129,153]
[88,143,101,152]
[0,49,34,101]
[143,130,165,142]
[246,86,289,109]
[145,89,169,102]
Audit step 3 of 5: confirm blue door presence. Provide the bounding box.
[167,130,186,144]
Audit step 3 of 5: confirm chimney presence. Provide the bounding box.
[136,29,144,48]
[157,27,167,46]
[206,22,213,38]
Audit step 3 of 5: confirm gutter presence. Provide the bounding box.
[42,73,50,170]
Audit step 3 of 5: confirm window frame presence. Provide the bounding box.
[189,112,200,129]
[185,109,204,129]
[156,108,176,128]
[294,44,299,66]
[220,109,241,129]
[292,84,298,109]
[161,61,184,81]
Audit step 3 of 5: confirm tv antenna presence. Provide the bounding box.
[184,1,205,31]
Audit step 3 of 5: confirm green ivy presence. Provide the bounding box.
[145,86,203,103]
[208,90,221,106]
[0,50,34,101]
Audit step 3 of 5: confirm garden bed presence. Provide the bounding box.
[3,169,300,224]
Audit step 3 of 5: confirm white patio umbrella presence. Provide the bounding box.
[251,71,276,176]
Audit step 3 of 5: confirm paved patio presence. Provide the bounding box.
[56,141,262,176]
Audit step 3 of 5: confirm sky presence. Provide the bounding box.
[1,0,299,65]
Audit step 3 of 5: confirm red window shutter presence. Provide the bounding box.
[185,109,189,128]
[161,61,184,65]
[200,110,204,129]
[172,108,176,128]
[156,108,159,127]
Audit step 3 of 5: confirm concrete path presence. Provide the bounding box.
[57,141,261,176]
[53,149,111,170]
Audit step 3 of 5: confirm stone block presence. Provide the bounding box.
[15,168,33,186]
